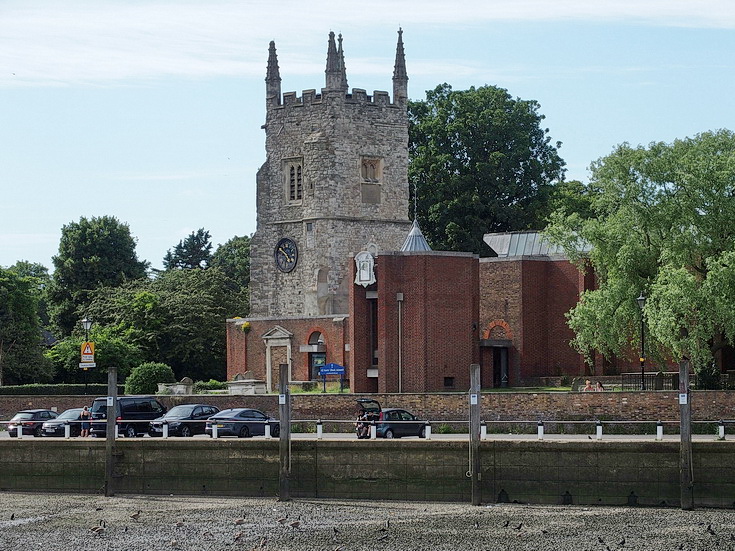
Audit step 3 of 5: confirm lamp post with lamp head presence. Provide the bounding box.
[636,293,646,390]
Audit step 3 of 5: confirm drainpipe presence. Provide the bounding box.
[397,293,404,393]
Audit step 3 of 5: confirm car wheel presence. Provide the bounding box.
[238,425,250,438]
[180,425,192,438]
[419,426,426,439]
[8,431,16,438]
[384,429,394,439]
[271,424,280,437]
[34,426,43,438]
[125,425,137,438]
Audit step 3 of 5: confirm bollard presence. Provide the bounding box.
[480,421,487,440]
[212,423,218,439]
[265,423,271,439]
[370,421,377,440]
[162,421,169,439]
[656,421,663,441]
[17,423,23,439]
[424,421,431,440]
[596,420,603,441]
[537,420,544,440]
[64,423,71,439]
[316,420,323,440]
[719,420,726,440]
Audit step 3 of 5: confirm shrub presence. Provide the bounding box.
[193,379,227,393]
[124,362,176,395]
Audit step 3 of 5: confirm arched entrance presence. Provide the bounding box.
[307,331,326,380]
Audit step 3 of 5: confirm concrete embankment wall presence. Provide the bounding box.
[2,439,733,508]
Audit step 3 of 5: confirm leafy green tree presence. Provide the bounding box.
[211,234,251,289]
[163,228,212,270]
[545,129,735,386]
[8,261,51,326]
[0,267,53,385]
[48,216,148,336]
[124,362,176,394]
[44,325,143,384]
[546,180,598,222]
[86,267,248,380]
[408,83,566,254]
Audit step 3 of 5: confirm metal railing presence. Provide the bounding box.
[1,417,732,441]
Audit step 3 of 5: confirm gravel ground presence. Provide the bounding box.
[1,492,734,551]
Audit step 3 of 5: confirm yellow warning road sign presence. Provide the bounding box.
[81,341,95,363]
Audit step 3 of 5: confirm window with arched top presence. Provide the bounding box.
[308,331,324,345]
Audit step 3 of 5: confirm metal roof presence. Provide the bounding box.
[483,231,573,258]
[400,219,432,252]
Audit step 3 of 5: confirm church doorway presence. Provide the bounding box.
[307,331,326,380]
[493,347,509,387]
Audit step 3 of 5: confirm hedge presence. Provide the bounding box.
[0,384,125,395]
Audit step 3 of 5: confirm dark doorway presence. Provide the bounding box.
[310,352,326,380]
[493,347,509,387]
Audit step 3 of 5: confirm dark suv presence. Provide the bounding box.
[90,396,166,438]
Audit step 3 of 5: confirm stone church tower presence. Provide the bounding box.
[249,30,412,318]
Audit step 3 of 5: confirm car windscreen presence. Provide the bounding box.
[11,412,33,421]
[91,400,107,414]
[57,409,82,420]
[165,405,196,418]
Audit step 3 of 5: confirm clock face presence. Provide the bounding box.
[274,238,298,273]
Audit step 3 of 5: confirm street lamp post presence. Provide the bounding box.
[81,316,93,395]
[636,293,646,391]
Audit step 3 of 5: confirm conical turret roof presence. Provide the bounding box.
[400,219,432,252]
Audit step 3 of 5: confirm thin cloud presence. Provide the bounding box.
[0,0,732,87]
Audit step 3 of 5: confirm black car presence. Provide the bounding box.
[356,399,425,439]
[90,396,167,438]
[41,407,85,437]
[204,408,280,438]
[148,404,220,437]
[8,409,58,437]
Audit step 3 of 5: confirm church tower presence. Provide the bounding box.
[249,30,412,317]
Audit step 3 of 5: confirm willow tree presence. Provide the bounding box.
[546,129,735,386]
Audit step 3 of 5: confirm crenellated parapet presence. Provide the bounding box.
[268,88,401,111]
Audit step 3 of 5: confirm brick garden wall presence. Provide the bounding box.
[2,391,734,426]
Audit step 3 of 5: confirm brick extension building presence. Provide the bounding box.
[226,31,604,391]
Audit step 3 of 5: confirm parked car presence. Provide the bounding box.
[8,409,58,437]
[90,396,167,438]
[148,404,220,437]
[41,407,85,437]
[204,408,280,438]
[355,399,425,439]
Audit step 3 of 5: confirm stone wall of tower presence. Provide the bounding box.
[250,43,411,318]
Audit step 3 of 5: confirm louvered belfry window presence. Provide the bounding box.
[288,163,303,201]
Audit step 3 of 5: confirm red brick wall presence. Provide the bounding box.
[350,252,478,393]
[480,257,589,384]
[226,317,348,383]
[2,392,733,425]
[479,259,522,383]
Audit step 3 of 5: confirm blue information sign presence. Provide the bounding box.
[319,362,345,375]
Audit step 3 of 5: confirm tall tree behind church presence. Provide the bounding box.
[408,84,566,254]
[48,216,148,336]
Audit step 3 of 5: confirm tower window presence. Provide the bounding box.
[283,159,303,203]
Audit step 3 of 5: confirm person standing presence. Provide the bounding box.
[80,406,91,437]
[582,380,594,392]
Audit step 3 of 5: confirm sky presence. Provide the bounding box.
[1,0,734,271]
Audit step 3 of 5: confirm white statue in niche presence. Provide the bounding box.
[354,251,375,287]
